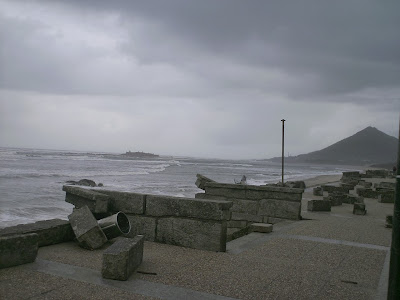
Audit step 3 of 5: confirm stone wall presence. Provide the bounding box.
[195,182,303,231]
[64,186,232,252]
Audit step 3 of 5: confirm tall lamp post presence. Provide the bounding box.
[388,119,400,299]
[281,119,285,185]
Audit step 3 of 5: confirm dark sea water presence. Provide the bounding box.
[0,147,358,228]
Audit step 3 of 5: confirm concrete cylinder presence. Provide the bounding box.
[98,212,131,240]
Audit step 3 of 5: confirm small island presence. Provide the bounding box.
[120,151,159,158]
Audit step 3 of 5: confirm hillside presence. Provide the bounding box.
[269,126,398,165]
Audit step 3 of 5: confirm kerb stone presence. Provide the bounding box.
[102,235,144,281]
[0,233,38,269]
[68,206,107,250]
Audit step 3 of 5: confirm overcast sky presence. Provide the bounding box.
[0,0,399,159]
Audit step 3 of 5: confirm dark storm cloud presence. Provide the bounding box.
[1,0,399,104]
[62,0,400,99]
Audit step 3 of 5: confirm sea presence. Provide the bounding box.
[0,147,359,228]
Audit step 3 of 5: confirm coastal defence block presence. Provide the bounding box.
[0,219,74,247]
[63,185,110,214]
[321,185,350,194]
[102,235,144,281]
[68,206,107,250]
[0,233,38,269]
[145,195,232,221]
[353,203,367,215]
[123,215,156,241]
[156,218,227,252]
[313,187,323,196]
[378,192,395,203]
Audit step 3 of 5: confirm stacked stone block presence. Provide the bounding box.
[64,186,232,252]
[195,180,303,233]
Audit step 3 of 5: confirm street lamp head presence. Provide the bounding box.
[281,119,286,122]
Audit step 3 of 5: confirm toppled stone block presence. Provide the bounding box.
[195,174,216,190]
[0,219,74,247]
[341,194,362,204]
[353,203,366,215]
[102,235,144,281]
[249,223,273,233]
[63,185,110,214]
[340,183,356,191]
[358,180,373,188]
[341,171,360,181]
[321,185,350,194]
[0,233,38,269]
[68,206,107,250]
[366,169,388,178]
[356,188,379,198]
[386,215,393,228]
[378,192,395,203]
[313,187,323,196]
[324,193,343,206]
[307,200,331,212]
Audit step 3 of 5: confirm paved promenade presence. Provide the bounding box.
[0,180,394,299]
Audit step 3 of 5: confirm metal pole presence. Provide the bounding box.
[388,118,400,300]
[281,119,285,184]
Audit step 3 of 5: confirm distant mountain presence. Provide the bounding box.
[269,126,398,166]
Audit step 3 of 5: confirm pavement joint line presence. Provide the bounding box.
[283,234,390,251]
[26,259,240,300]
[375,248,390,300]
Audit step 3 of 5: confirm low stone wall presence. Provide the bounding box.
[64,186,232,252]
[195,182,303,230]
[0,219,74,247]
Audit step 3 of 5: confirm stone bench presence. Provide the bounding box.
[0,233,38,269]
[102,235,144,281]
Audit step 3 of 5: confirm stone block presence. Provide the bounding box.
[341,171,360,180]
[98,190,145,214]
[378,192,395,203]
[0,219,74,247]
[231,199,258,215]
[307,200,331,212]
[231,212,263,223]
[227,220,248,228]
[353,203,366,215]
[258,199,301,220]
[146,195,232,221]
[229,227,250,241]
[204,182,303,202]
[325,193,343,206]
[0,233,38,269]
[123,215,156,241]
[321,185,350,194]
[313,187,323,196]
[63,185,110,213]
[376,182,396,189]
[102,235,144,281]
[356,188,379,199]
[340,183,355,191]
[358,180,373,188]
[156,218,227,252]
[68,206,107,250]
[195,174,216,190]
[249,223,273,233]
[341,194,360,204]
[366,169,388,178]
